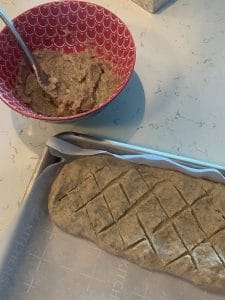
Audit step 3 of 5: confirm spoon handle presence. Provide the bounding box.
[0,7,37,73]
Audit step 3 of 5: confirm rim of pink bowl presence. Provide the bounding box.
[0,0,136,122]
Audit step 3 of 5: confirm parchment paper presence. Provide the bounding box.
[47,136,225,183]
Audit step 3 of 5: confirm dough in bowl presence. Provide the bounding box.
[16,50,118,117]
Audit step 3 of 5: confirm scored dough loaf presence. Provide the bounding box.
[48,154,225,291]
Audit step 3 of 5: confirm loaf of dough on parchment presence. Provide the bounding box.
[48,154,225,291]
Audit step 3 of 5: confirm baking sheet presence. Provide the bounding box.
[0,132,224,300]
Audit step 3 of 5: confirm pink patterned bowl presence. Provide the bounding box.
[0,1,136,121]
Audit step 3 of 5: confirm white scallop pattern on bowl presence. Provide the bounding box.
[0,1,136,121]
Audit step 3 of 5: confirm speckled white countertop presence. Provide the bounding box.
[1,0,225,235]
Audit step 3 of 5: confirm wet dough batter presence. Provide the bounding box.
[16,50,118,117]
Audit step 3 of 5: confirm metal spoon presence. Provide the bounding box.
[0,7,49,88]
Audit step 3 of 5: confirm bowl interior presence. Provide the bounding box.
[0,1,136,120]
